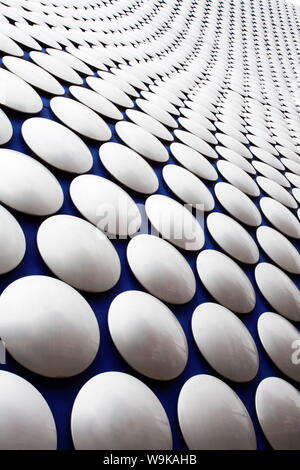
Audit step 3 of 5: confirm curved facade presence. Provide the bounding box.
[0,0,299,451]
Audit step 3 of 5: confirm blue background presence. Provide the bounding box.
[0,48,299,451]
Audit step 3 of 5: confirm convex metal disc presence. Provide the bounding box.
[86,76,134,108]
[145,194,205,251]
[217,160,260,197]
[126,109,174,141]
[99,142,158,194]
[50,97,112,142]
[162,164,215,211]
[256,377,300,450]
[0,275,100,377]
[115,121,169,162]
[0,204,26,274]
[37,215,121,293]
[71,372,172,450]
[207,212,259,264]
[0,108,12,145]
[2,55,64,95]
[108,291,188,380]
[127,235,196,304]
[178,375,256,449]
[170,143,218,181]
[256,226,300,274]
[30,51,83,85]
[22,118,93,174]
[192,303,259,382]
[0,68,42,113]
[258,312,300,382]
[255,263,300,321]
[69,85,123,121]
[0,149,63,215]
[196,250,256,313]
[260,197,300,239]
[70,175,141,237]
[215,182,262,227]
[0,371,57,450]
